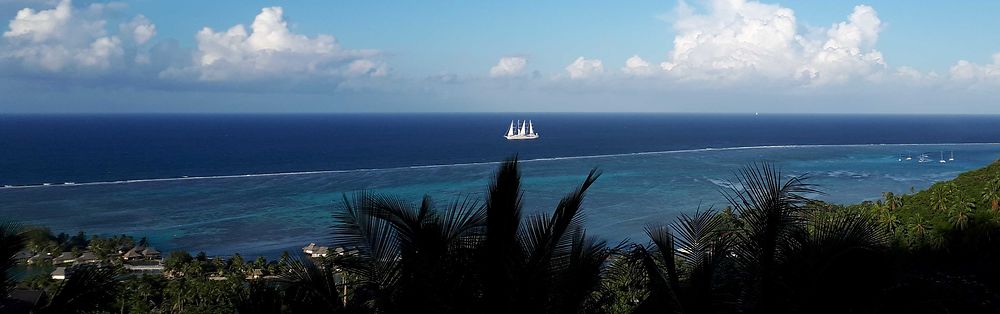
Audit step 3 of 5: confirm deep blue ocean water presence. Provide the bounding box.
[3,113,1000,257]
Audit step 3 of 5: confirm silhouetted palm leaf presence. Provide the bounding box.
[722,162,819,313]
[481,157,526,312]
[280,258,347,312]
[0,220,25,297]
[39,265,119,313]
[332,191,401,293]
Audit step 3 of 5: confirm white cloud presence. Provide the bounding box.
[1,0,145,72]
[489,56,527,78]
[122,15,155,45]
[179,6,385,81]
[949,53,1000,85]
[622,55,654,76]
[796,5,885,84]
[3,0,72,42]
[565,56,604,79]
[660,0,886,85]
[346,59,388,77]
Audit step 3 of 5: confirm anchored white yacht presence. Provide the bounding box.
[504,120,539,140]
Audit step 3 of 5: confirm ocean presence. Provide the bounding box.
[3,113,1000,257]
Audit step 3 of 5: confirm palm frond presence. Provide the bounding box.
[0,220,25,296]
[331,192,401,289]
[551,227,617,313]
[634,245,684,314]
[721,162,820,312]
[40,265,120,313]
[440,195,486,246]
[526,168,601,271]
[481,157,526,310]
[671,209,729,269]
[486,157,524,250]
[280,258,345,312]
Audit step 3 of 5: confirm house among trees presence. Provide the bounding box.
[52,252,76,265]
[302,243,319,254]
[122,247,143,260]
[142,246,161,259]
[122,245,162,260]
[302,243,330,257]
[50,267,68,280]
[75,251,99,264]
[123,259,165,275]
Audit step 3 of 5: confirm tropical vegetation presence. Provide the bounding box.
[5,157,1000,313]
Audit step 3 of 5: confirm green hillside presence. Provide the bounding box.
[842,158,1000,247]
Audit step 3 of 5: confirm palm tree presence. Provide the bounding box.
[982,176,1000,211]
[330,157,614,313]
[330,191,486,313]
[878,212,900,233]
[274,258,348,313]
[781,209,890,313]
[882,192,902,211]
[722,163,818,313]
[908,213,929,248]
[948,202,975,231]
[479,157,612,314]
[633,210,734,314]
[931,190,949,213]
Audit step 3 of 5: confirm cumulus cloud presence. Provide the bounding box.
[171,6,386,81]
[122,15,155,45]
[565,56,604,79]
[489,56,527,78]
[660,0,886,85]
[796,5,885,84]
[622,55,654,76]
[949,53,1000,85]
[1,0,147,72]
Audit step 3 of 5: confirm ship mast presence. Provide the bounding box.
[519,119,526,135]
[506,120,515,137]
[528,120,534,135]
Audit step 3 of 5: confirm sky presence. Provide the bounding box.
[2,0,1000,113]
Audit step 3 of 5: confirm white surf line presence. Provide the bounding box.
[3,142,999,190]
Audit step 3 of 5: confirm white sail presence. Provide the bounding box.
[504,119,539,140]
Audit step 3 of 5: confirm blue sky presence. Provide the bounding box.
[2,0,1000,113]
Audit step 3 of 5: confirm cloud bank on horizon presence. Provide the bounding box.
[2,0,1000,113]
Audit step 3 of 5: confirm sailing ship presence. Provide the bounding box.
[949,151,955,161]
[504,120,539,140]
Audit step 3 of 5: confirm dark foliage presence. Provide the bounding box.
[7,159,1000,313]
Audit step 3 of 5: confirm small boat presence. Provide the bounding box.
[917,153,930,163]
[939,151,946,163]
[504,120,539,140]
[949,151,955,161]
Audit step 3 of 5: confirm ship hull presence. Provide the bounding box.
[504,134,539,140]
